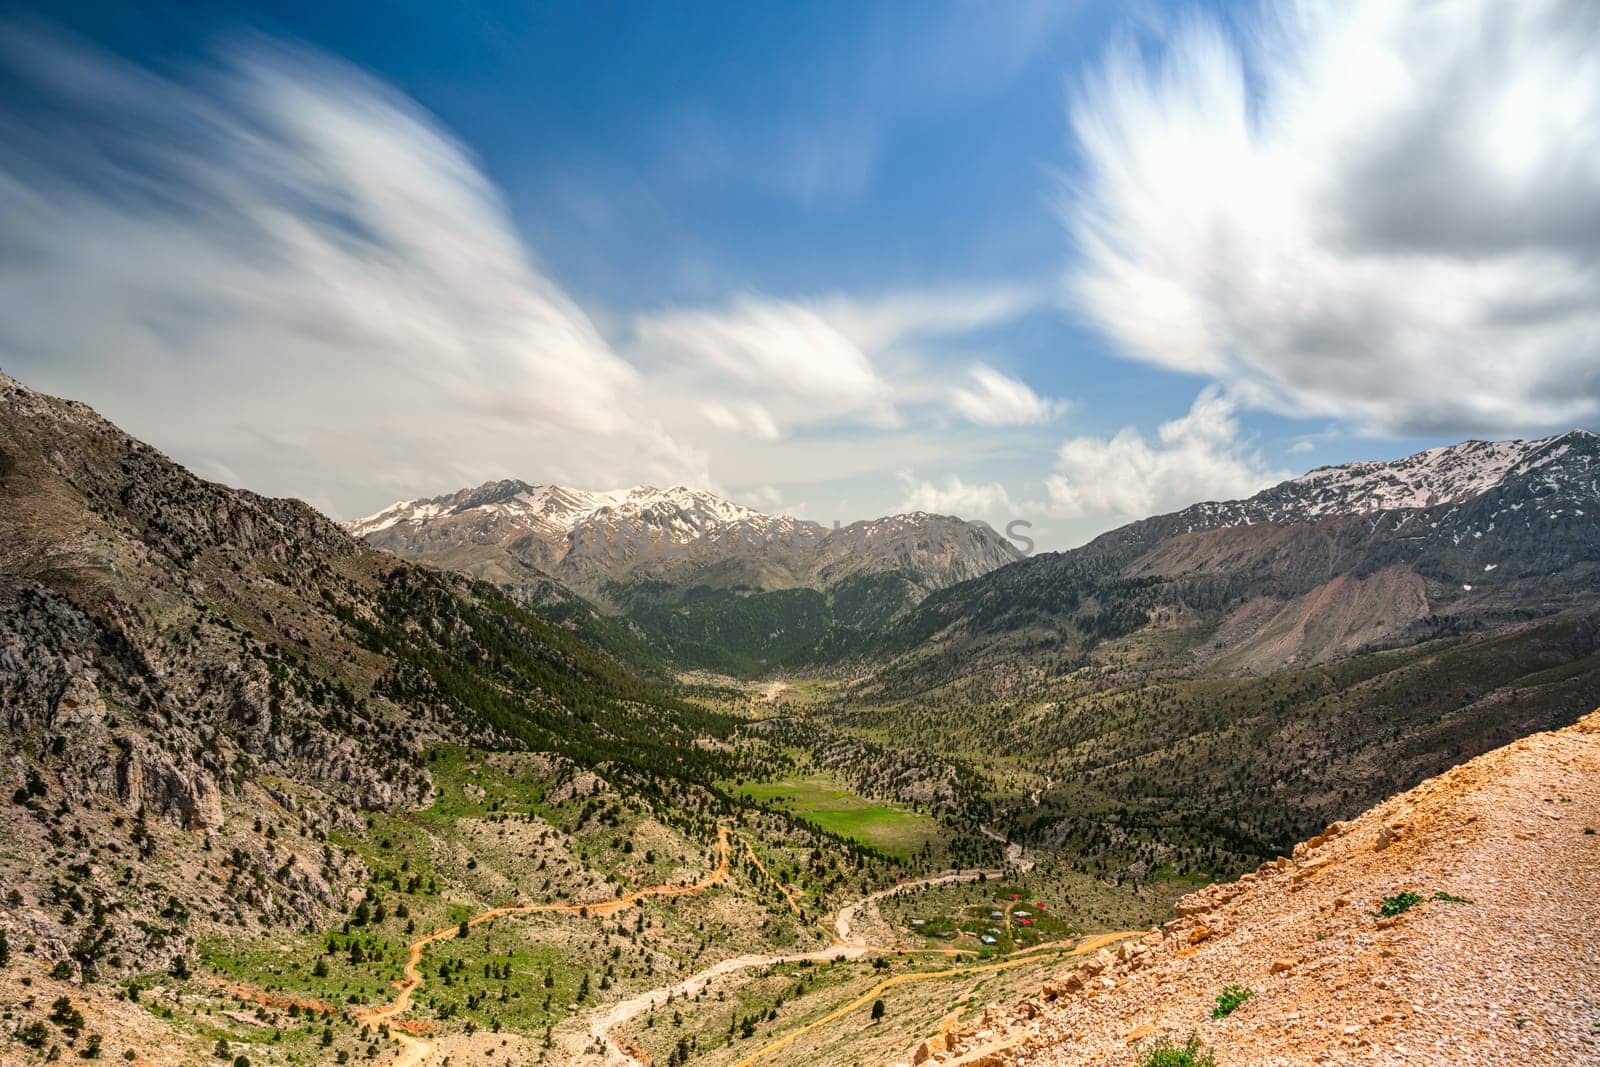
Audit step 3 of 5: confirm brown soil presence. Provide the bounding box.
[909,709,1600,1067]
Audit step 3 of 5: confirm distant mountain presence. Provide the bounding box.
[1143,430,1596,533]
[349,480,774,556]
[873,430,1600,690]
[349,480,1024,674]
[349,480,1020,592]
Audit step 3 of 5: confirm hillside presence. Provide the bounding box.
[349,479,1023,674]
[0,368,759,978]
[0,370,1051,1067]
[910,707,1600,1066]
[875,429,1600,690]
[3,367,1595,1067]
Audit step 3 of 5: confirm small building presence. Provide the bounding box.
[980,935,998,945]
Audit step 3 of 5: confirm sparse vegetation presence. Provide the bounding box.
[1139,1033,1217,1067]
[1378,891,1426,917]
[1211,984,1253,1019]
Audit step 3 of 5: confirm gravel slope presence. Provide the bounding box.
[909,708,1600,1067]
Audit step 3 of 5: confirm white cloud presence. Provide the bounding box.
[817,286,1040,352]
[948,363,1062,426]
[699,400,782,441]
[1044,388,1287,520]
[735,484,788,513]
[640,297,901,431]
[0,30,710,517]
[0,28,1056,522]
[1066,0,1600,436]
[634,284,1040,440]
[896,471,1013,518]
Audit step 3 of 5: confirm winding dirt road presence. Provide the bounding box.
[355,823,733,1063]
[729,931,1140,1067]
[352,822,1126,1067]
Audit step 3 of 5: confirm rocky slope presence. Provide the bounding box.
[911,707,1600,1067]
[0,369,741,979]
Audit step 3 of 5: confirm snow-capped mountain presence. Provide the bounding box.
[1174,430,1596,531]
[347,479,1023,603]
[902,429,1600,682]
[348,480,779,543]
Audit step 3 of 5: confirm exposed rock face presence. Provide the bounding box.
[52,671,107,727]
[0,369,735,982]
[114,737,224,831]
[0,371,454,964]
[913,708,1600,1067]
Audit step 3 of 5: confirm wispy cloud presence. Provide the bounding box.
[634,284,1042,440]
[0,28,708,514]
[638,296,902,432]
[1065,0,1600,437]
[897,471,1013,518]
[948,363,1062,426]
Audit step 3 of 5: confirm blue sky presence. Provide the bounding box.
[3,1,1597,549]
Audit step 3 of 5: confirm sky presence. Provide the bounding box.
[1,0,1597,551]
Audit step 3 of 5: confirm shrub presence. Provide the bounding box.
[1432,891,1473,905]
[1139,1034,1217,1067]
[17,1020,51,1049]
[1211,984,1253,1019]
[1377,891,1425,917]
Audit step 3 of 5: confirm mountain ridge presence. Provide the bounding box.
[870,427,1600,691]
[348,476,1026,674]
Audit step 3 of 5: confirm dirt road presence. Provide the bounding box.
[730,931,1140,1067]
[356,823,733,1059]
[355,823,1126,1067]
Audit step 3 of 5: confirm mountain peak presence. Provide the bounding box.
[1164,430,1598,533]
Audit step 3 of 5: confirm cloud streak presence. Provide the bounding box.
[949,363,1062,426]
[633,284,1043,440]
[1065,0,1600,437]
[0,29,705,515]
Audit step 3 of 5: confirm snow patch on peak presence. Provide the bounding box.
[1285,437,1546,515]
[347,481,788,539]
[1165,429,1599,535]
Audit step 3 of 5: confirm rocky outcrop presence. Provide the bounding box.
[114,737,225,831]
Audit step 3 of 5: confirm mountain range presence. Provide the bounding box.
[2,368,1597,1067]
[351,430,1600,684]
[349,479,1025,673]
